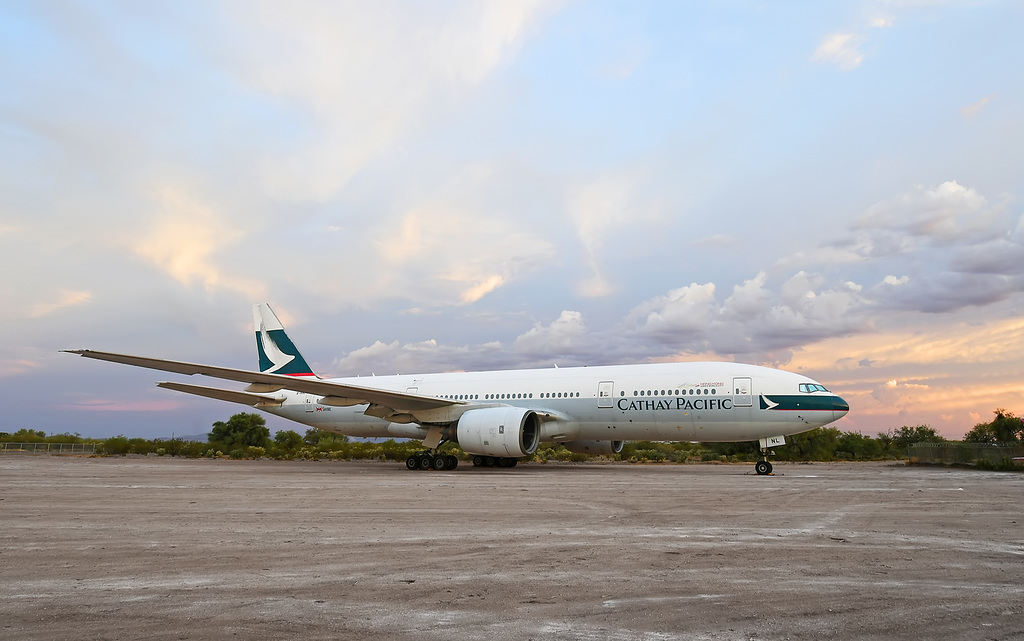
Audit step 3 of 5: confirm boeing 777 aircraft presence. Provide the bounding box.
[67,303,849,474]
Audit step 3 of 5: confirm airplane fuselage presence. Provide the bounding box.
[269,361,849,443]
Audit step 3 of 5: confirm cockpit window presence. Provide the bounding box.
[799,383,830,393]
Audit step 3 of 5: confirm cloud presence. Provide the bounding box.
[461,275,505,305]
[692,234,737,248]
[365,201,555,307]
[787,315,1024,438]
[812,32,866,70]
[0,359,40,377]
[25,288,92,319]
[961,94,994,119]
[851,181,995,244]
[843,181,1022,313]
[618,271,871,361]
[812,8,894,71]
[129,186,267,299]
[950,214,1024,276]
[565,165,663,298]
[882,275,909,286]
[513,310,588,356]
[626,282,718,341]
[331,338,507,376]
[223,0,560,202]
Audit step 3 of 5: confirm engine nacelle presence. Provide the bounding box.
[561,440,624,456]
[456,407,540,457]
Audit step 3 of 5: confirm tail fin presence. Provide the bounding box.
[252,303,316,377]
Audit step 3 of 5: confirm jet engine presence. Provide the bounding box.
[456,407,540,457]
[561,440,624,456]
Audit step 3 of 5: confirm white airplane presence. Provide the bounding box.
[66,303,849,474]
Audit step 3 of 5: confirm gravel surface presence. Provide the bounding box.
[1,456,1022,640]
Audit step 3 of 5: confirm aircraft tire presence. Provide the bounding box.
[472,455,484,467]
[433,455,449,470]
[446,455,459,470]
[417,454,433,470]
[405,456,419,470]
[755,460,771,475]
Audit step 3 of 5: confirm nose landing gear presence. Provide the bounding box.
[755,436,785,475]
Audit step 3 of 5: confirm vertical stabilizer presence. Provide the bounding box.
[253,303,316,377]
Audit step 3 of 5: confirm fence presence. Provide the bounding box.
[0,442,97,455]
[908,442,1024,466]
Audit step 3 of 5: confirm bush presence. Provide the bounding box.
[101,435,131,455]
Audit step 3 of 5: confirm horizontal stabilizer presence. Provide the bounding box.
[157,382,284,408]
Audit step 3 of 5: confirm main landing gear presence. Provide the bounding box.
[471,455,518,468]
[405,451,460,471]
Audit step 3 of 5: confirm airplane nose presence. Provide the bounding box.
[832,395,850,419]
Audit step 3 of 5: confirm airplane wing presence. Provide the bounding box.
[64,349,458,413]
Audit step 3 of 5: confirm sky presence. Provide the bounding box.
[2,0,1022,440]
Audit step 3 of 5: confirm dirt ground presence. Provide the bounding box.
[1,456,1021,641]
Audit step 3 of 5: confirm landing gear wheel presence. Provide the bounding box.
[417,453,433,470]
[755,460,773,475]
[433,455,450,470]
[472,455,485,467]
[405,456,419,470]
[446,455,459,470]
[482,456,495,467]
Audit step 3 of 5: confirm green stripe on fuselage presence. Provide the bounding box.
[761,395,841,411]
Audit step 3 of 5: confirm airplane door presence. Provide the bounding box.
[597,381,614,408]
[733,377,752,407]
[305,395,314,412]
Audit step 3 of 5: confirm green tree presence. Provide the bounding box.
[2,428,48,443]
[880,425,945,450]
[208,413,270,449]
[778,427,842,461]
[274,429,304,450]
[836,431,884,459]
[964,409,1023,443]
[102,435,131,455]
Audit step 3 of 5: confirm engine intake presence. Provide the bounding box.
[456,407,540,457]
[561,440,624,456]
